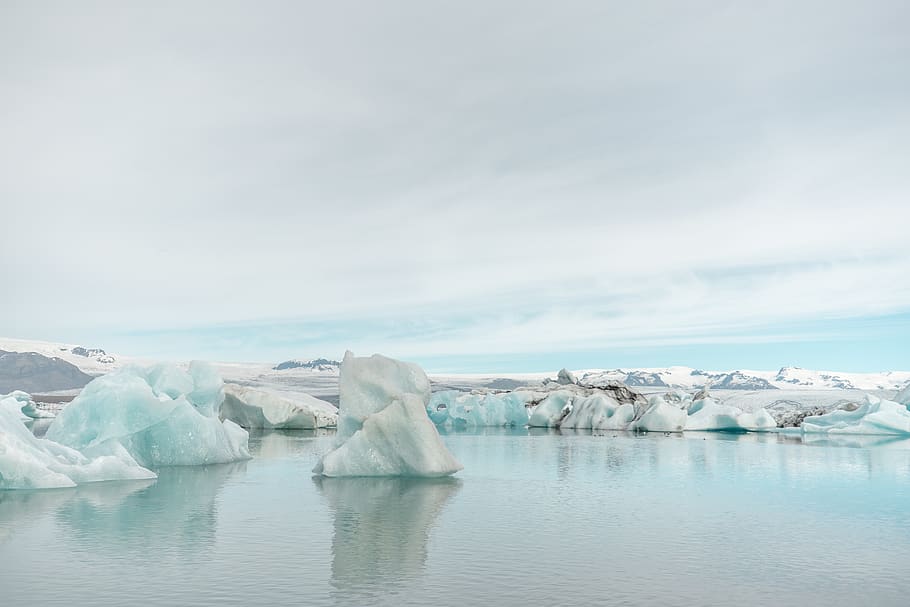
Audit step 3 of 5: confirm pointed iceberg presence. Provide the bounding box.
[313,352,462,477]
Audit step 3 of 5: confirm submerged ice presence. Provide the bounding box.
[46,362,251,468]
[314,352,462,477]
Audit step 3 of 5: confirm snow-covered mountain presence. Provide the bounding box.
[2,336,909,396]
[578,366,910,392]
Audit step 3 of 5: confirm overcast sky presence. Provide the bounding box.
[2,1,909,371]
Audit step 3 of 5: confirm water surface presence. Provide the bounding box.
[2,430,909,606]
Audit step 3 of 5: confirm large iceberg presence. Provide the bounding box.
[313,352,462,477]
[428,390,530,428]
[0,405,155,490]
[46,362,251,467]
[799,395,910,435]
[221,384,338,429]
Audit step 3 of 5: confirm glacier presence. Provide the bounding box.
[46,362,251,468]
[313,352,462,477]
[221,384,338,429]
[0,404,155,490]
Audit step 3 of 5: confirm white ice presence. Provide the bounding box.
[221,384,338,429]
[896,383,910,407]
[631,396,688,432]
[799,395,910,435]
[428,390,530,428]
[0,405,155,490]
[46,362,251,467]
[559,394,636,430]
[685,397,777,431]
[1,391,55,420]
[313,352,462,477]
[527,390,576,427]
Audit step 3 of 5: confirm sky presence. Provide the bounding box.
[2,1,909,372]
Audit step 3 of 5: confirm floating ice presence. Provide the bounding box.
[221,384,338,429]
[46,362,250,468]
[527,390,576,427]
[559,394,636,430]
[313,352,462,477]
[685,397,776,431]
[799,395,910,435]
[428,390,530,428]
[0,405,155,490]
[631,396,688,432]
[896,383,910,407]
[1,391,54,420]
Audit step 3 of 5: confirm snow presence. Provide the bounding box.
[222,383,338,429]
[0,404,155,490]
[428,390,530,428]
[46,362,251,467]
[799,395,910,435]
[313,352,462,477]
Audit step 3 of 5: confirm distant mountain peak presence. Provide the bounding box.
[273,358,341,372]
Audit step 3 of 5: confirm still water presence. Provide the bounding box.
[2,430,910,606]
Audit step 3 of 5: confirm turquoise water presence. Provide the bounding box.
[2,430,910,606]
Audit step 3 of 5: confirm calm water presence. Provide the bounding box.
[2,430,910,606]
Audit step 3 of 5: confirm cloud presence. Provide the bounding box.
[2,1,909,367]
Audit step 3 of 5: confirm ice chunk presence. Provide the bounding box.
[631,396,687,432]
[557,368,579,385]
[428,390,530,428]
[800,395,910,435]
[527,390,576,427]
[46,363,251,467]
[1,391,54,420]
[560,394,635,430]
[685,397,776,431]
[896,383,910,407]
[0,405,155,490]
[313,352,462,477]
[221,384,338,429]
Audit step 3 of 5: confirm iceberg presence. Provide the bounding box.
[0,405,155,490]
[896,383,910,407]
[559,394,636,430]
[631,396,688,432]
[527,390,576,428]
[428,390,530,428]
[313,352,462,477]
[46,362,251,468]
[799,395,910,435]
[684,397,776,431]
[221,384,338,429]
[1,391,54,420]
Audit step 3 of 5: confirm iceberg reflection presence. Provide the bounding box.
[314,476,461,597]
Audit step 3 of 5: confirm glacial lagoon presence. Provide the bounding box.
[2,429,909,606]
